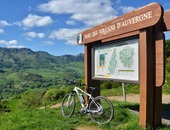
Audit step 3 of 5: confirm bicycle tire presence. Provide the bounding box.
[61,93,75,117]
[89,96,114,124]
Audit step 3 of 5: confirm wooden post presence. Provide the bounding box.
[139,28,155,128]
[154,87,162,128]
[139,28,163,129]
[154,32,165,127]
[84,44,100,102]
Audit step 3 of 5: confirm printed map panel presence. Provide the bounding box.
[93,39,139,82]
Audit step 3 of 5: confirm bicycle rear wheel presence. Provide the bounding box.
[61,93,75,117]
[89,96,114,124]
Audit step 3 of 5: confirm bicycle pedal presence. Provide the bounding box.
[80,107,87,113]
[80,110,86,113]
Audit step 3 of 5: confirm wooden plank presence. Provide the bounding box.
[84,44,100,103]
[163,10,170,31]
[102,30,139,43]
[155,32,165,87]
[77,2,163,45]
[139,28,155,128]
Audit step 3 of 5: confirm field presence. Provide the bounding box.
[0,99,143,130]
[0,87,170,130]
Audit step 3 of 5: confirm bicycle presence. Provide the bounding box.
[61,81,114,124]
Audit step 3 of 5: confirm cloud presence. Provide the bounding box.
[0,40,19,45]
[0,29,4,33]
[37,0,117,27]
[38,0,136,45]
[49,28,83,45]
[8,40,18,45]
[120,6,136,14]
[43,40,54,45]
[0,40,24,48]
[24,32,45,39]
[66,20,77,25]
[0,20,11,27]
[18,14,53,28]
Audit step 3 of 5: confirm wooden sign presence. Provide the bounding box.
[77,2,163,45]
[78,2,170,129]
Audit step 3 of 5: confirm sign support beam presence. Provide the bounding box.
[139,28,155,128]
[84,44,100,101]
[154,32,165,127]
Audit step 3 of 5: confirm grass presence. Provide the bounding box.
[101,84,140,97]
[0,109,63,130]
[6,73,20,81]
[0,99,169,130]
[0,84,169,130]
[0,101,137,130]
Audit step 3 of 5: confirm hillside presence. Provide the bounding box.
[0,47,84,99]
[0,47,84,68]
[0,39,170,99]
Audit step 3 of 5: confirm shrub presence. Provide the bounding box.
[44,88,65,102]
[0,99,10,113]
[20,89,45,108]
[101,81,121,89]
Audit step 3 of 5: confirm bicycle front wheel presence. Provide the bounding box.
[89,96,114,124]
[61,93,75,117]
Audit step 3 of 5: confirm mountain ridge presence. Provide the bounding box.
[0,47,84,68]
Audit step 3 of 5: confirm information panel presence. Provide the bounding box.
[92,38,139,83]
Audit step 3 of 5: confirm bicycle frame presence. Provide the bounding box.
[62,81,114,124]
[73,86,102,113]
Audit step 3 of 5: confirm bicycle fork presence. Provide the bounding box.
[66,94,74,107]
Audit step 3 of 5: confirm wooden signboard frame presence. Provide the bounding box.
[77,2,170,129]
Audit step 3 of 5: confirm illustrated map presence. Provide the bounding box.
[94,39,139,82]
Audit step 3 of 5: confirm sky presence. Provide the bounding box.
[0,0,170,56]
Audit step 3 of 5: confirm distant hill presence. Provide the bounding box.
[0,47,84,69]
[0,47,84,99]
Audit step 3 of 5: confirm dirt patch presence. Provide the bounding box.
[162,94,170,104]
[108,94,170,126]
[107,94,170,104]
[76,126,101,130]
[49,94,170,108]
[50,103,61,108]
[107,94,140,103]
[39,103,61,109]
